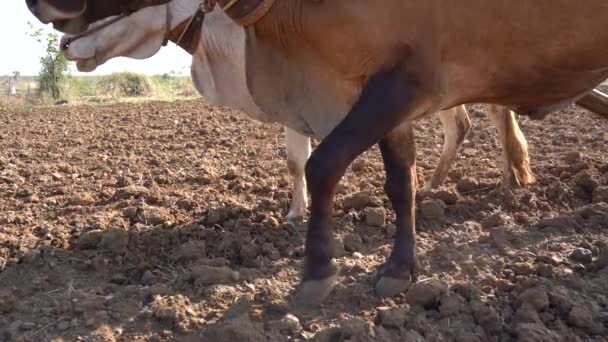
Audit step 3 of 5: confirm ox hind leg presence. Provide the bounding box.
[486,105,536,188]
[293,63,427,306]
[284,126,311,221]
[425,105,471,189]
[374,121,420,297]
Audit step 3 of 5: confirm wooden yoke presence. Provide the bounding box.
[576,89,608,120]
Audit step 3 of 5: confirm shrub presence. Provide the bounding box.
[100,72,152,97]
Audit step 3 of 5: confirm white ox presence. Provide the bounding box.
[59,0,534,221]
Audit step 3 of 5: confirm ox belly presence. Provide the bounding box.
[242,28,363,140]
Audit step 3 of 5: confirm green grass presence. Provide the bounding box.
[0,72,199,107]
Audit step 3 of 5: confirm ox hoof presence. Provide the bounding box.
[285,211,305,222]
[291,275,337,308]
[373,275,412,298]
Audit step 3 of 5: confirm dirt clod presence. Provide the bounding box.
[2,101,607,341]
[343,191,374,210]
[376,306,408,328]
[191,263,239,286]
[569,248,593,264]
[343,233,363,253]
[99,228,129,255]
[517,286,549,311]
[405,279,448,308]
[420,199,446,220]
[364,207,386,227]
[456,177,482,194]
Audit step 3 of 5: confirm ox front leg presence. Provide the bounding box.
[284,127,311,221]
[374,122,420,297]
[293,63,426,307]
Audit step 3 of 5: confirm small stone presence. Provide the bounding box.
[364,207,385,227]
[99,228,129,255]
[517,286,549,311]
[352,252,363,259]
[343,233,363,253]
[343,191,373,210]
[420,199,446,220]
[569,248,593,264]
[405,279,448,308]
[376,306,408,328]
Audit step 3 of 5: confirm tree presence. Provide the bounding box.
[27,22,68,100]
[12,71,20,81]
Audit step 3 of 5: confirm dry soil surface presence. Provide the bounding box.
[1,99,608,341]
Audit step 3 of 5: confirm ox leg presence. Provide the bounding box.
[293,64,425,306]
[486,105,536,188]
[425,105,471,189]
[374,121,420,297]
[284,126,311,221]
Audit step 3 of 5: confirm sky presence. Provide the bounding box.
[0,1,192,76]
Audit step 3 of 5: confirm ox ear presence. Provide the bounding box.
[46,0,87,14]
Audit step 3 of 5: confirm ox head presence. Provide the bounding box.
[26,0,172,34]
[60,4,169,72]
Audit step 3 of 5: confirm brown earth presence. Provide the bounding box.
[0,99,607,341]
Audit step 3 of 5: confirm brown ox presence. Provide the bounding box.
[26,0,608,306]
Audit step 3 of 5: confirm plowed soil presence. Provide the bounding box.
[1,99,607,342]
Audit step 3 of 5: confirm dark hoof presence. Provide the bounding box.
[374,274,412,297]
[372,263,415,297]
[291,275,337,308]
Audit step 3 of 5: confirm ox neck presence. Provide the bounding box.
[216,0,275,26]
[165,0,205,54]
